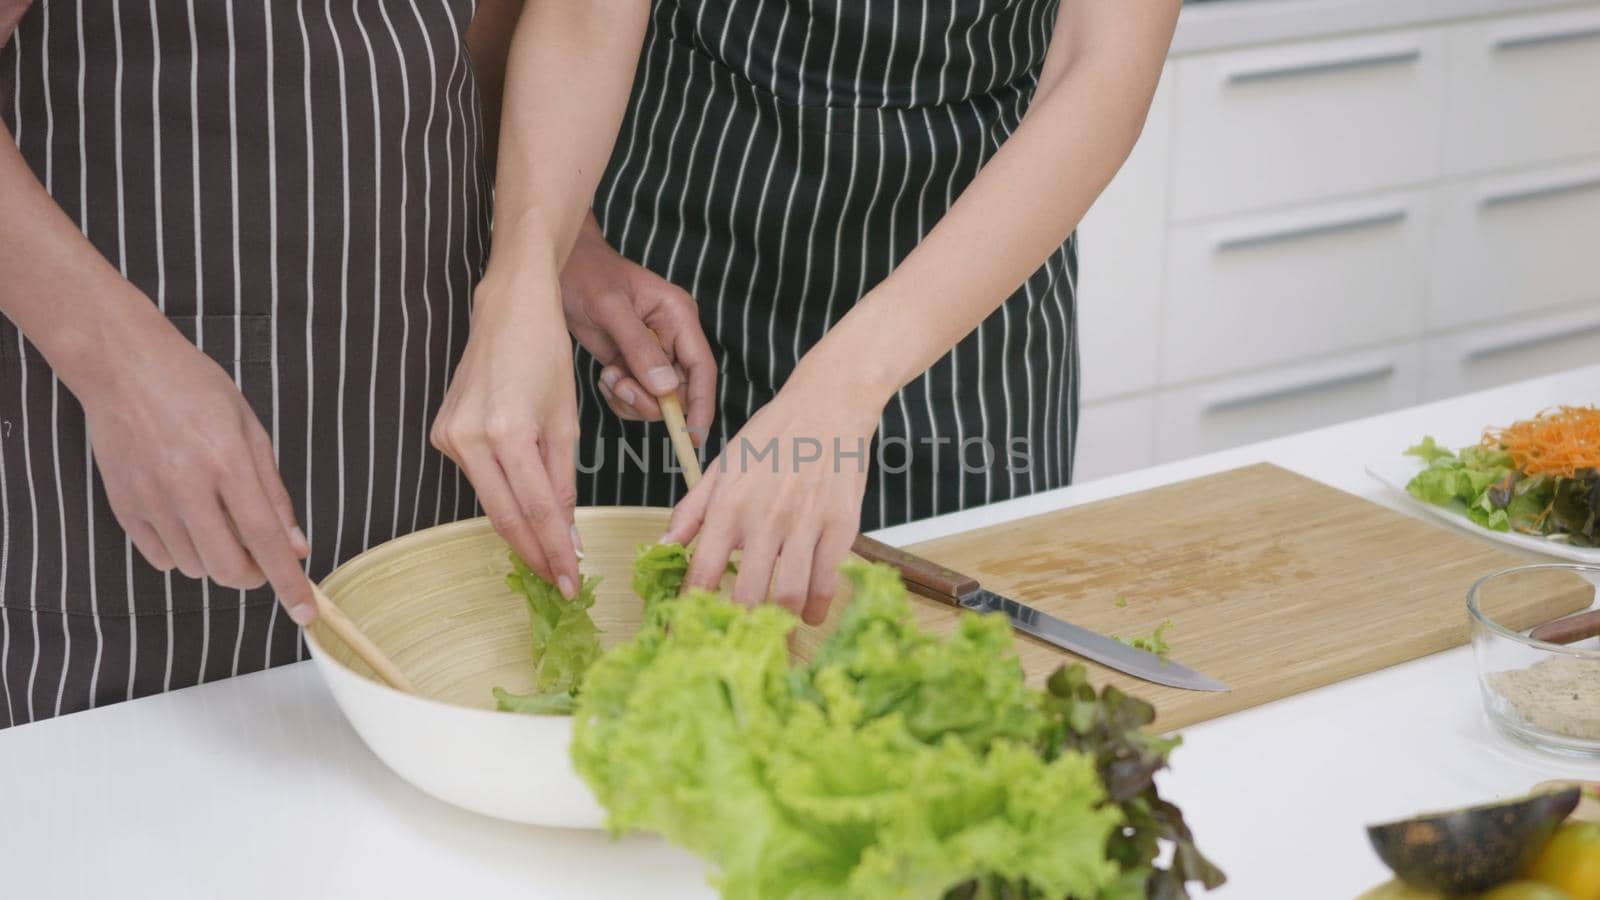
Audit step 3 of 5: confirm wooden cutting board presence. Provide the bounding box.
[903,463,1594,730]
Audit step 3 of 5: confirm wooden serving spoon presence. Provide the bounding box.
[659,392,703,490]
[308,580,420,695]
[1529,608,1600,645]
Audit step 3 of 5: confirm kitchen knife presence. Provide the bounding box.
[850,534,1231,693]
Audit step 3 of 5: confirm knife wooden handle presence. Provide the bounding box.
[1529,608,1600,645]
[851,534,980,603]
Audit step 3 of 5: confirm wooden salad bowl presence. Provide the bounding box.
[306,507,846,828]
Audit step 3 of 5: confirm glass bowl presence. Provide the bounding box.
[1469,564,1600,757]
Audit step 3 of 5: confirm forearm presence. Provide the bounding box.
[1,0,29,45]
[798,0,1179,405]
[466,0,524,170]
[486,0,647,290]
[0,127,168,391]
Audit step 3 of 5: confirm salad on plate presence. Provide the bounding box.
[1406,406,1600,547]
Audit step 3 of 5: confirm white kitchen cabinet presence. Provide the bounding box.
[1077,68,1172,404]
[1161,190,1431,384]
[1442,6,1600,176]
[1170,28,1448,221]
[1154,343,1424,462]
[1423,303,1600,400]
[1069,1,1600,474]
[1073,394,1156,482]
[1428,156,1600,331]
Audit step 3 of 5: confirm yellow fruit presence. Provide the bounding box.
[1482,880,1573,900]
[1355,879,1441,899]
[1528,822,1600,900]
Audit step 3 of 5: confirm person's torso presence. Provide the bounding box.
[658,0,1059,110]
[581,0,1079,526]
[594,0,1064,396]
[1,0,489,322]
[0,0,489,618]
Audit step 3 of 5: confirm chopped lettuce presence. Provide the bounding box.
[491,687,577,715]
[1402,436,1592,540]
[1404,437,1517,532]
[631,542,694,612]
[491,555,602,714]
[1116,620,1173,660]
[632,542,736,614]
[573,558,1223,900]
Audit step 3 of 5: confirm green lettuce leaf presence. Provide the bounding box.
[1404,436,1455,464]
[1405,436,1515,530]
[572,560,1217,900]
[1115,620,1174,660]
[492,554,601,713]
[801,561,1046,751]
[632,542,737,613]
[491,687,576,715]
[1506,474,1557,533]
[631,542,694,611]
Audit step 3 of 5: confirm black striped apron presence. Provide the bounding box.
[576,0,1079,531]
[0,1,488,728]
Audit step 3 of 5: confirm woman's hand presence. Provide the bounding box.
[64,300,315,622]
[3,112,313,622]
[431,265,583,598]
[663,363,881,625]
[560,216,715,443]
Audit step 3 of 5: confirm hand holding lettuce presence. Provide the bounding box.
[490,554,603,715]
[494,543,1223,898]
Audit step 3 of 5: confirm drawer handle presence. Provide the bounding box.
[1215,208,1408,253]
[1465,320,1600,362]
[1481,175,1600,209]
[1494,24,1600,52]
[1204,363,1397,413]
[1227,47,1422,85]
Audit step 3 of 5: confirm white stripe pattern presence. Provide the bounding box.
[0,0,489,725]
[578,0,1077,532]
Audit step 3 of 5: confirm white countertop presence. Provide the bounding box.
[1172,0,1597,55]
[5,365,1600,900]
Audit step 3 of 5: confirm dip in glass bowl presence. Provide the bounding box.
[1470,564,1600,757]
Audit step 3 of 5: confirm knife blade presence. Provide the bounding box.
[851,535,1231,693]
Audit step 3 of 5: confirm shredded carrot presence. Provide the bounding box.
[1482,406,1600,479]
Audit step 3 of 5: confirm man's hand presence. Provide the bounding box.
[68,300,315,622]
[560,216,715,443]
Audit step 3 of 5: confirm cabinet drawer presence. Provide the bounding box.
[1074,394,1156,482]
[1429,157,1600,331]
[1171,29,1447,221]
[1443,7,1600,177]
[1155,344,1422,462]
[1078,69,1172,403]
[1423,303,1600,401]
[1162,190,1430,384]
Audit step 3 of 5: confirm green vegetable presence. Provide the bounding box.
[491,554,602,714]
[1114,597,1129,609]
[632,542,737,612]
[632,542,694,611]
[573,557,1224,899]
[1404,437,1517,532]
[491,687,577,715]
[1551,475,1600,546]
[1115,620,1173,660]
[1403,436,1600,545]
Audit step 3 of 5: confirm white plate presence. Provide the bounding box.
[1366,454,1600,564]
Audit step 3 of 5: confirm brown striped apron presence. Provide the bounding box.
[0,0,488,727]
